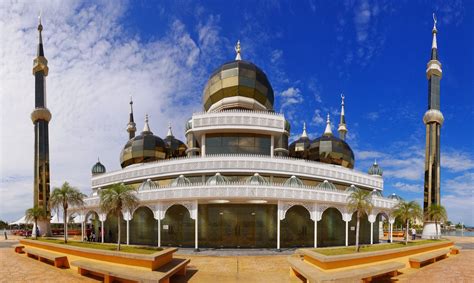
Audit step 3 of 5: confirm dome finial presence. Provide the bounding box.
[167,122,174,137]
[432,13,438,50]
[235,40,242,60]
[126,96,136,139]
[374,159,377,165]
[143,114,151,133]
[324,113,333,136]
[301,122,308,138]
[36,12,44,57]
[338,93,348,140]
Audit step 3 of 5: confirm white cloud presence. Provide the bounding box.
[0,1,226,221]
[311,109,325,126]
[443,172,474,197]
[366,111,379,121]
[356,150,385,160]
[354,0,371,43]
[393,182,422,193]
[279,87,303,110]
[270,49,283,63]
[441,150,474,172]
[442,194,474,226]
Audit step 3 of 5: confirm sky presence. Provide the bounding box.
[0,0,473,226]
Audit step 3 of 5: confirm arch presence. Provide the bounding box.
[281,205,314,248]
[104,212,126,244]
[160,204,194,247]
[84,210,100,241]
[348,211,373,245]
[280,202,313,221]
[376,211,390,244]
[317,207,345,247]
[129,206,157,246]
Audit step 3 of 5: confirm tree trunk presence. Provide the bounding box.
[117,214,121,251]
[435,220,439,239]
[63,207,68,244]
[405,220,409,245]
[34,219,38,240]
[355,214,360,252]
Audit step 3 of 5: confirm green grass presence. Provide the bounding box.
[35,238,163,254]
[313,239,449,256]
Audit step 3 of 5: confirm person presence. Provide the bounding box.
[4,229,7,240]
[36,227,40,237]
[411,227,416,240]
[91,231,96,242]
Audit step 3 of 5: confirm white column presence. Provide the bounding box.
[81,222,84,242]
[157,218,161,247]
[270,135,275,158]
[126,220,130,245]
[101,221,104,243]
[390,223,393,243]
[345,221,349,246]
[201,134,206,157]
[194,209,199,251]
[314,220,318,248]
[370,222,374,245]
[277,216,281,250]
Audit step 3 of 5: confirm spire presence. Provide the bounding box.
[142,114,152,133]
[37,13,44,57]
[126,96,136,139]
[301,122,308,138]
[431,13,438,60]
[324,114,333,136]
[235,40,241,60]
[167,122,174,137]
[338,93,348,140]
[374,159,377,166]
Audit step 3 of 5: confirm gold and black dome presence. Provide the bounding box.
[91,158,106,175]
[308,115,355,169]
[289,123,311,159]
[120,115,167,168]
[163,124,187,158]
[202,42,274,112]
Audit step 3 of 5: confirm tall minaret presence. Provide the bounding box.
[338,94,348,140]
[422,14,444,238]
[126,97,136,139]
[31,15,52,236]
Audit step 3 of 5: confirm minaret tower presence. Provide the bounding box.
[126,97,136,139]
[422,14,444,239]
[338,94,348,140]
[31,15,52,236]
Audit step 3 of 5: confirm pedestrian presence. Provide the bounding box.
[411,227,416,240]
[91,231,96,242]
[4,229,7,240]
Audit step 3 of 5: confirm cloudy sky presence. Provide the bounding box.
[1,0,473,226]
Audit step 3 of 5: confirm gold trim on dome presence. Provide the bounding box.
[33,56,49,76]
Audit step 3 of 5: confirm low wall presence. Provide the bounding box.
[20,239,175,270]
[298,241,453,270]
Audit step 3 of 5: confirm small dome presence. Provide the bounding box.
[206,173,229,185]
[289,123,311,159]
[164,124,187,158]
[246,173,268,185]
[171,175,191,186]
[345,184,360,193]
[120,115,167,168]
[91,159,106,175]
[370,189,383,198]
[203,59,274,112]
[138,179,157,191]
[388,193,403,201]
[368,160,383,176]
[316,180,337,191]
[284,175,304,187]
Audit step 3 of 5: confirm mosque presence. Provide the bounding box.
[77,40,403,250]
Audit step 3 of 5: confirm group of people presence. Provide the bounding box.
[84,226,102,242]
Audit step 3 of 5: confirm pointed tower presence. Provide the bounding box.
[338,94,348,140]
[324,114,333,136]
[126,97,136,139]
[422,14,444,239]
[31,15,52,236]
[235,40,241,60]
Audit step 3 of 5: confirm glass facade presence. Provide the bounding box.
[281,205,314,248]
[161,205,195,247]
[198,204,277,248]
[104,213,126,243]
[318,207,345,247]
[308,135,355,169]
[206,133,271,155]
[130,207,157,246]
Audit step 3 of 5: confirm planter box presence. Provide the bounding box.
[20,239,175,270]
[297,241,453,270]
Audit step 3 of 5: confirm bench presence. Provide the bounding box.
[13,244,25,253]
[71,257,190,283]
[24,247,69,268]
[450,246,462,255]
[288,255,405,283]
[408,249,449,269]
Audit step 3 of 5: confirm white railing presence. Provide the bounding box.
[91,155,383,190]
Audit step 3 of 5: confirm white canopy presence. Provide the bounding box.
[10,213,75,225]
[10,216,32,225]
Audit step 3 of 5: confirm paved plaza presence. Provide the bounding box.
[0,236,472,282]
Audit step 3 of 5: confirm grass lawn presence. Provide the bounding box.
[35,238,163,254]
[313,239,449,256]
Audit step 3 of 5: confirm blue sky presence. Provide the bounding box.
[0,0,473,226]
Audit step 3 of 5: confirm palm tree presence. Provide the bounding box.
[25,206,46,240]
[347,189,373,252]
[425,204,447,239]
[393,201,422,245]
[50,182,86,243]
[99,183,139,251]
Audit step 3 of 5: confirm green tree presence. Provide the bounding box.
[50,182,87,243]
[347,189,373,252]
[25,206,47,240]
[99,183,139,251]
[425,204,447,239]
[393,201,422,245]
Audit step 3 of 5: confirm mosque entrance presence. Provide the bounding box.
[198,204,277,248]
